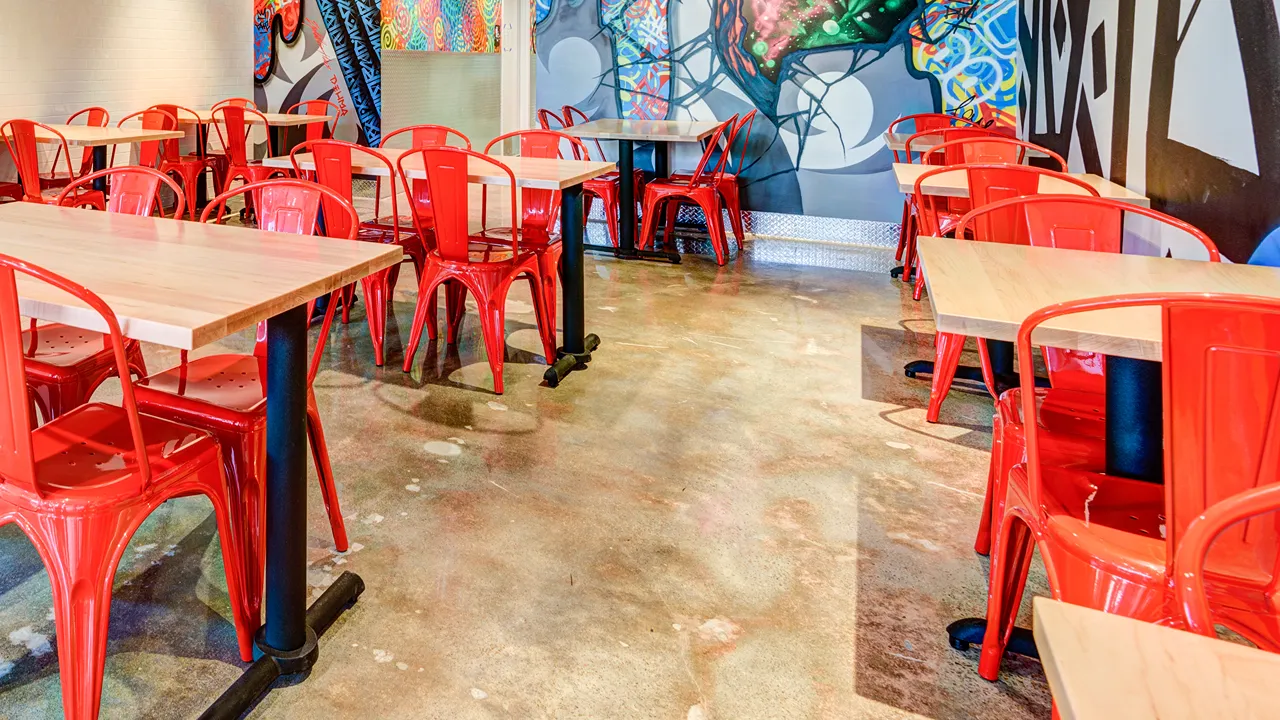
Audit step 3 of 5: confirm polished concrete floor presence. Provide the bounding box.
[0,242,1052,718]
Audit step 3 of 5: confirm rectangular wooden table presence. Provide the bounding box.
[892,163,1151,207]
[265,149,617,385]
[0,201,401,715]
[563,118,722,262]
[1034,597,1280,720]
[4,123,187,192]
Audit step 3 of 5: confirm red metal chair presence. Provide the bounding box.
[133,180,355,660]
[291,139,425,366]
[888,113,982,263]
[57,166,186,219]
[285,99,340,143]
[210,106,289,223]
[1,120,104,209]
[478,130,590,344]
[637,118,737,265]
[956,196,1221,557]
[0,253,254,717]
[916,166,1100,423]
[670,110,758,244]
[40,106,109,192]
[151,104,219,220]
[396,147,556,393]
[109,108,178,169]
[1178,483,1280,649]
[979,292,1280,681]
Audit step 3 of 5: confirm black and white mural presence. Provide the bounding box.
[1019,0,1280,261]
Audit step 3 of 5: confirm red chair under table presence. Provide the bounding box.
[18,168,182,425]
[396,147,557,393]
[1,120,104,209]
[887,113,983,264]
[0,253,253,719]
[546,107,626,248]
[292,139,426,366]
[286,99,340,144]
[476,129,590,346]
[213,97,258,110]
[151,104,220,220]
[1178,483,1280,649]
[133,180,355,657]
[40,106,109,192]
[956,195,1221,555]
[979,292,1280,682]
[914,164,1100,423]
[637,117,737,265]
[109,108,178,170]
[670,110,758,244]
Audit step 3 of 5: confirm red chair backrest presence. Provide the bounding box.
[483,130,588,236]
[199,179,360,384]
[923,137,1067,171]
[56,167,186,218]
[888,113,981,135]
[151,104,203,162]
[907,127,1006,166]
[214,97,258,110]
[293,139,399,243]
[965,165,1100,245]
[116,108,178,168]
[212,105,272,165]
[727,110,758,176]
[380,124,471,230]
[286,99,340,142]
[398,147,519,263]
[686,118,735,188]
[64,106,109,176]
[1017,293,1280,583]
[561,105,609,165]
[0,254,153,496]
[1177,483,1280,640]
[1,120,76,203]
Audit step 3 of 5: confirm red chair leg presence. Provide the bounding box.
[340,284,356,324]
[661,200,679,250]
[214,428,265,658]
[536,250,559,347]
[40,511,136,720]
[526,269,556,363]
[403,271,445,372]
[926,332,967,423]
[637,191,662,252]
[446,280,467,345]
[360,270,391,367]
[593,185,620,247]
[976,411,1003,555]
[913,256,927,300]
[720,179,744,244]
[979,515,1036,681]
[692,193,728,265]
[976,340,999,399]
[478,292,508,394]
[306,391,348,552]
[896,200,910,261]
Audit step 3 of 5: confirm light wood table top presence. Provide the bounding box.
[562,119,722,142]
[882,131,1051,158]
[1034,598,1280,720]
[2,123,185,147]
[0,202,400,350]
[893,163,1150,207]
[184,110,332,127]
[916,236,1280,361]
[265,149,616,191]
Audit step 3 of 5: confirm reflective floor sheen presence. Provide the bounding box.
[0,244,1051,719]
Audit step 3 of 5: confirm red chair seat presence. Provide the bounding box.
[29,402,217,501]
[39,188,105,209]
[135,354,265,417]
[23,323,147,423]
[24,323,122,369]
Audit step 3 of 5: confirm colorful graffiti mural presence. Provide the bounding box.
[381,0,502,53]
[255,0,303,83]
[536,0,1018,220]
[254,0,382,146]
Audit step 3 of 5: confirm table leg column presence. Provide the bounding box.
[617,139,636,256]
[91,146,108,193]
[546,183,600,387]
[1105,356,1164,482]
[199,303,364,719]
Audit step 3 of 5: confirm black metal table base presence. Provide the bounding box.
[946,618,1038,659]
[544,335,601,387]
[199,572,364,719]
[583,242,681,263]
[548,183,600,387]
[890,264,909,280]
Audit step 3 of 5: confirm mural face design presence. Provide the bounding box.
[381,0,502,52]
[1020,0,1280,261]
[254,0,382,146]
[536,0,1019,220]
[255,0,303,83]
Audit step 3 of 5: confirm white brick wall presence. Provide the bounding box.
[0,0,250,122]
[0,0,250,172]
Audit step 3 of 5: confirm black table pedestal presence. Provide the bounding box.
[546,183,601,387]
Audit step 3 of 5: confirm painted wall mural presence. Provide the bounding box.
[536,0,1019,220]
[1019,0,1280,262]
[254,0,382,146]
[381,0,502,52]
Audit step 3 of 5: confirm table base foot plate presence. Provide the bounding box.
[946,617,1038,658]
[545,334,601,387]
[198,571,364,720]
